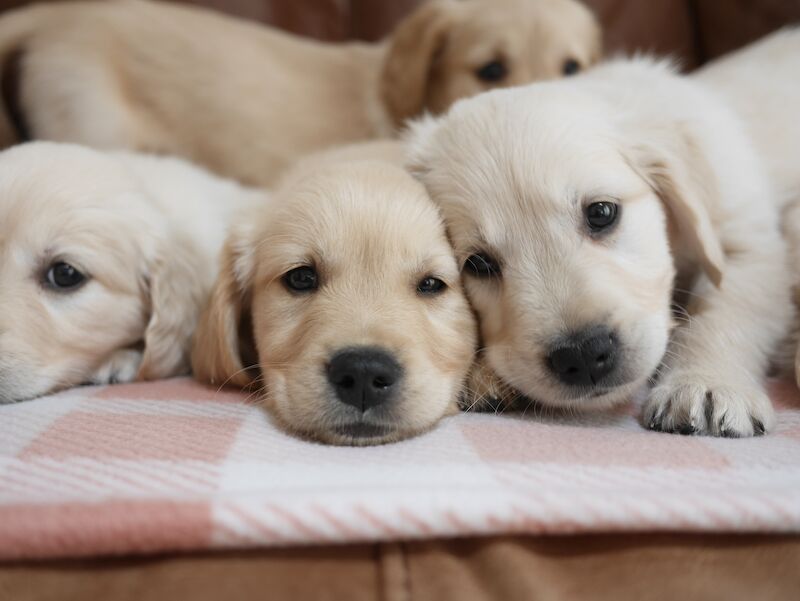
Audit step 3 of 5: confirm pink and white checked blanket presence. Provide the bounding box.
[1,378,800,560]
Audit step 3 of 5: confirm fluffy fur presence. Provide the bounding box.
[0,0,601,187]
[192,142,477,446]
[695,29,800,386]
[0,141,265,403]
[408,58,793,437]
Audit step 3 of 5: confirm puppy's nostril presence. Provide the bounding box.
[337,375,356,389]
[372,376,392,389]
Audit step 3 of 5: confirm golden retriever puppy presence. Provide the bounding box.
[0,141,265,403]
[192,143,477,445]
[0,0,601,187]
[408,58,794,437]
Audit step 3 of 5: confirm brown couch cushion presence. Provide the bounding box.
[2,534,800,601]
[1,0,797,68]
[693,0,800,62]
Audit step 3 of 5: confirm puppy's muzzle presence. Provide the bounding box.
[327,346,403,411]
[546,326,619,387]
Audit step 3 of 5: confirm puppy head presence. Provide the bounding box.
[408,77,724,410]
[192,160,477,445]
[0,142,205,402]
[381,0,602,126]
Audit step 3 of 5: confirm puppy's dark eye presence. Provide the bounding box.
[476,60,507,82]
[283,266,318,293]
[45,261,86,290]
[586,202,619,231]
[417,276,447,295]
[562,58,581,76]
[463,253,501,277]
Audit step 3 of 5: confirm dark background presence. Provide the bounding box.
[0,0,798,68]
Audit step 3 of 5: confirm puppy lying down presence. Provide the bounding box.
[0,0,601,187]
[0,141,265,403]
[409,59,793,437]
[192,143,477,445]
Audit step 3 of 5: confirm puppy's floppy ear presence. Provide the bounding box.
[625,125,725,288]
[191,221,258,388]
[381,0,459,127]
[137,232,208,380]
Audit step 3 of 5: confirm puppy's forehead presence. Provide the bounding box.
[420,88,645,246]
[453,0,598,64]
[0,143,139,219]
[0,143,154,275]
[268,163,454,271]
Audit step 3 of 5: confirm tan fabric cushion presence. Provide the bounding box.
[3,534,800,601]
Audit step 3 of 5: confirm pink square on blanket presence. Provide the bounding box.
[461,419,729,468]
[92,378,250,404]
[0,500,212,560]
[20,413,243,461]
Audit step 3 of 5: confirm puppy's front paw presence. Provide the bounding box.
[90,349,143,385]
[644,373,775,437]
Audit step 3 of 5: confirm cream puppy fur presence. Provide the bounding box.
[694,29,800,385]
[408,59,793,437]
[0,0,601,187]
[694,28,800,207]
[192,143,477,445]
[0,141,265,403]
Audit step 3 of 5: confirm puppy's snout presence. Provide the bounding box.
[547,327,618,387]
[327,347,403,411]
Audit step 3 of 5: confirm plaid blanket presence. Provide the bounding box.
[1,378,799,560]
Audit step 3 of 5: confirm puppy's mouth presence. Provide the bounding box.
[332,422,394,440]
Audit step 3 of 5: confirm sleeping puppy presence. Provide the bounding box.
[0,0,600,187]
[192,143,477,445]
[0,141,265,403]
[408,59,793,437]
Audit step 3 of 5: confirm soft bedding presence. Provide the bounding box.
[1,378,799,561]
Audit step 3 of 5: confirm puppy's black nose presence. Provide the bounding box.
[547,328,618,387]
[327,347,402,411]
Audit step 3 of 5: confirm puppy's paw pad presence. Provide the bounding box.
[644,375,775,438]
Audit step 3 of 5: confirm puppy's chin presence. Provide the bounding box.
[0,361,75,404]
[280,413,435,447]
[310,421,418,447]
[548,380,645,411]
